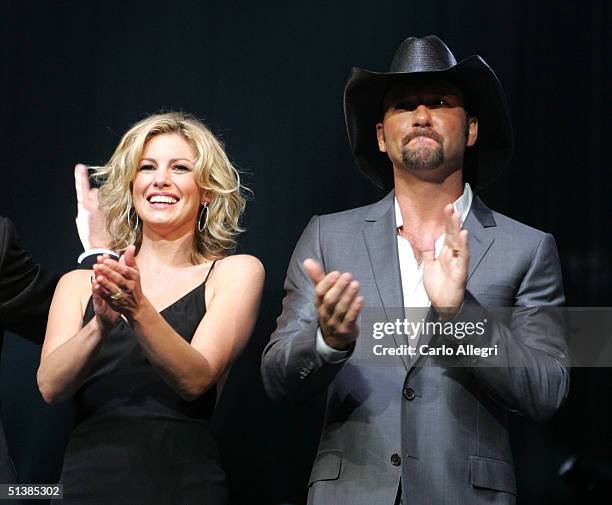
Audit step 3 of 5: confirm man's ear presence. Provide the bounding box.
[466,116,478,147]
[376,123,387,153]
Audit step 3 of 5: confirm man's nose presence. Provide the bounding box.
[411,104,433,127]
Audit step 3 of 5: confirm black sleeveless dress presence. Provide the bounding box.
[58,265,226,505]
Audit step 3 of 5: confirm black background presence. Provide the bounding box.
[0,1,610,504]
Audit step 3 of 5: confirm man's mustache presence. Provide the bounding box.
[402,129,443,146]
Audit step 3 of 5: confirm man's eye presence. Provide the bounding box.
[430,97,452,108]
[393,98,451,110]
[394,101,418,111]
[419,97,446,108]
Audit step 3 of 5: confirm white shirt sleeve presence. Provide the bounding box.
[316,327,353,363]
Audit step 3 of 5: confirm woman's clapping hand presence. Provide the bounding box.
[92,245,146,323]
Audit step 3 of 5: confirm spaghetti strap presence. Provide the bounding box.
[203,260,217,285]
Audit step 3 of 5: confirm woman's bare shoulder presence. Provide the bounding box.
[199,255,263,306]
[58,269,92,286]
[56,269,92,299]
[213,254,265,278]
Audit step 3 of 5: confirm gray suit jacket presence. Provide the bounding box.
[261,192,569,505]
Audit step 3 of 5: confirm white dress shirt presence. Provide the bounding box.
[316,183,473,363]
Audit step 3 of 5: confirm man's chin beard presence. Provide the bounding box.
[401,147,444,171]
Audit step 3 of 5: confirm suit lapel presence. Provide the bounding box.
[361,192,409,369]
[363,192,404,319]
[464,196,496,281]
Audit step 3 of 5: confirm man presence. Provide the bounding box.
[0,216,58,484]
[0,164,107,484]
[261,35,569,504]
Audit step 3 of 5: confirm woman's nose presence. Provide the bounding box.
[153,167,170,186]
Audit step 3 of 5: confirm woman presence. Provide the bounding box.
[37,112,264,504]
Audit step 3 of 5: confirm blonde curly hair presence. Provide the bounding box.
[94,112,246,263]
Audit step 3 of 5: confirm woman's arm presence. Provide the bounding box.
[95,248,265,401]
[37,269,116,404]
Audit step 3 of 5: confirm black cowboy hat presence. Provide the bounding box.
[344,35,513,190]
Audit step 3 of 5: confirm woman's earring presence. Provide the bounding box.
[197,202,209,232]
[127,208,139,231]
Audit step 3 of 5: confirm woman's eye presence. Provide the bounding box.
[138,164,155,171]
[173,164,190,172]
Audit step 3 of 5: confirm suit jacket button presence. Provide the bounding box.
[391,453,401,466]
[403,387,416,400]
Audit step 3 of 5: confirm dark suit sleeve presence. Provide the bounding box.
[261,216,348,402]
[447,233,569,421]
[0,217,59,342]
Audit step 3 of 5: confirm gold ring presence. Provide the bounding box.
[110,289,123,300]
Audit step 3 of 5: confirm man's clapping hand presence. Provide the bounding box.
[303,259,363,350]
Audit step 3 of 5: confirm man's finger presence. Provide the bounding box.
[322,273,352,308]
[305,259,334,310]
[329,280,359,324]
[343,296,364,325]
[74,164,89,205]
[318,273,350,317]
[458,229,470,263]
[304,259,326,285]
[459,229,469,249]
[313,272,342,304]
[445,221,469,261]
[421,232,436,267]
[444,214,464,257]
[444,209,457,237]
[89,187,99,204]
